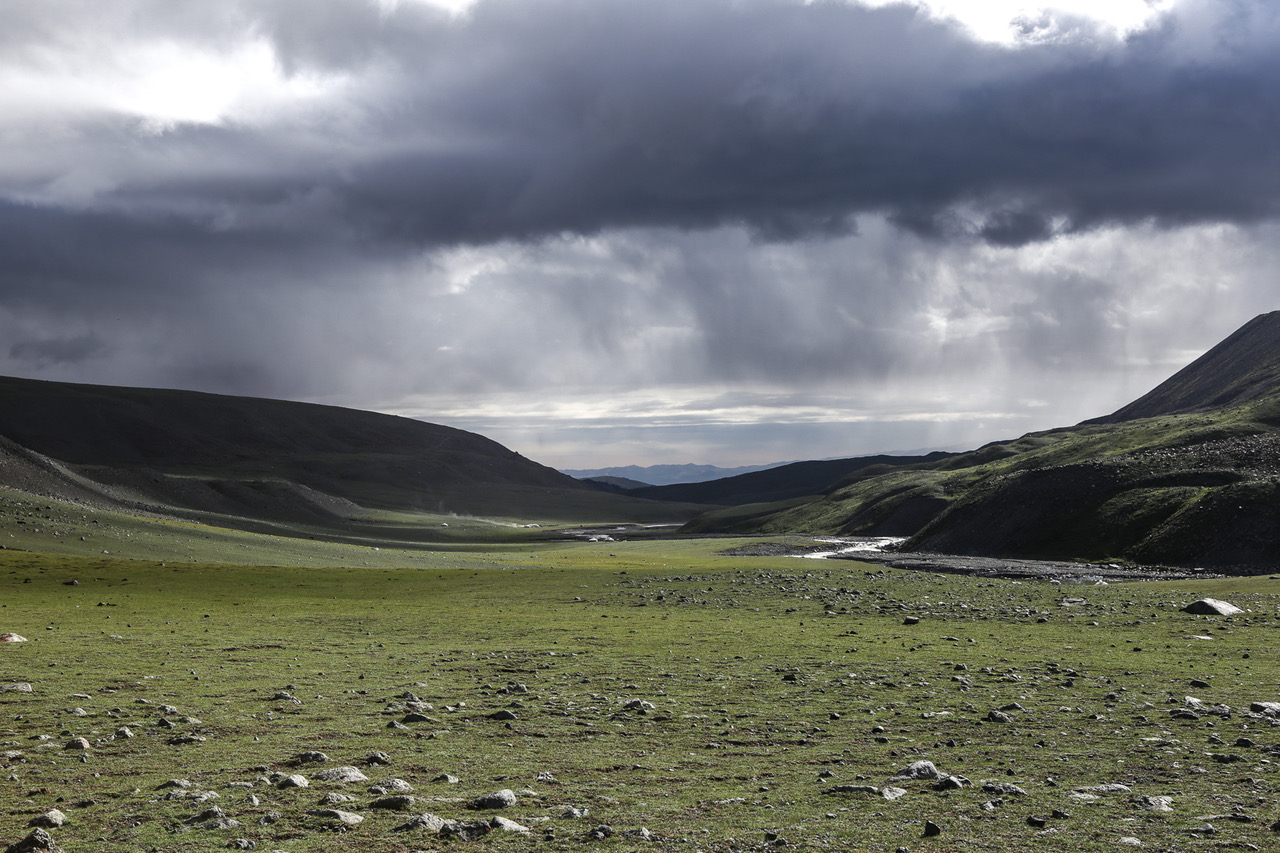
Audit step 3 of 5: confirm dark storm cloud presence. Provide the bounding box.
[9,0,1280,258]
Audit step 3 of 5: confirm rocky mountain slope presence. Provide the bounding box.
[687,312,1280,571]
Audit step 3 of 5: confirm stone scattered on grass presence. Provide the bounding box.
[393,813,446,833]
[889,760,942,782]
[432,773,461,784]
[305,808,364,827]
[470,789,517,809]
[25,811,65,829]
[62,738,89,751]
[1135,796,1173,812]
[0,683,33,693]
[492,816,531,834]
[369,795,415,811]
[313,766,368,784]
[277,774,309,789]
[0,633,28,643]
[319,792,357,805]
[1181,599,1242,616]
[3,828,63,853]
[114,726,133,739]
[293,750,329,764]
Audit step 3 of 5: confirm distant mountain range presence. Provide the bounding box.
[563,462,795,486]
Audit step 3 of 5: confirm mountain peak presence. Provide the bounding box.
[1088,311,1280,424]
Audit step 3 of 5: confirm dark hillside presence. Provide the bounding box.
[686,311,1280,570]
[0,375,695,522]
[1088,310,1280,423]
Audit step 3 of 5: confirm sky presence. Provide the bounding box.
[3,0,1280,469]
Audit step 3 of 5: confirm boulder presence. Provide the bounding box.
[1182,599,1242,616]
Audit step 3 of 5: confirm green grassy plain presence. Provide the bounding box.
[2,520,1280,851]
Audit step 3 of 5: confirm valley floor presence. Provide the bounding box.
[2,537,1280,851]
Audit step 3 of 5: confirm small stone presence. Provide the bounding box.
[491,816,531,834]
[922,821,941,837]
[1118,838,1142,846]
[305,808,363,826]
[3,828,64,853]
[363,751,391,765]
[0,634,29,643]
[369,795,415,811]
[277,774,308,789]
[488,709,518,721]
[432,773,460,784]
[26,810,66,829]
[0,683,33,693]
[294,751,329,764]
[888,760,942,782]
[986,710,1013,724]
[393,813,446,833]
[63,738,90,751]
[114,726,134,739]
[1027,816,1047,828]
[313,766,368,784]
[471,789,517,809]
[319,792,357,805]
[227,840,255,850]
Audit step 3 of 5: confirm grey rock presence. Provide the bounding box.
[114,726,134,739]
[1182,599,1242,616]
[986,710,1013,724]
[488,709,518,721]
[888,760,942,782]
[822,784,880,796]
[305,809,364,826]
[981,782,1027,796]
[491,816,531,834]
[471,788,517,809]
[319,792,357,805]
[369,795,415,811]
[432,773,460,784]
[1135,796,1173,812]
[313,766,368,784]
[0,683,33,693]
[63,738,90,751]
[363,751,391,765]
[393,813,446,833]
[441,819,493,840]
[277,774,308,789]
[3,828,64,853]
[294,751,329,764]
[881,787,909,801]
[26,811,66,829]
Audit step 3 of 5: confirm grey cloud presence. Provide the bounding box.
[10,334,106,367]
[8,0,1280,259]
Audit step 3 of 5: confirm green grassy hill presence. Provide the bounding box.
[687,313,1280,571]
